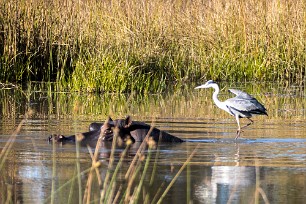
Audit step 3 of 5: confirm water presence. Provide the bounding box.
[0,82,306,203]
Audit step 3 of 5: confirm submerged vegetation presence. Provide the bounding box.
[1,0,306,92]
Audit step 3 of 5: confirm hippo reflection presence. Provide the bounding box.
[48,116,184,144]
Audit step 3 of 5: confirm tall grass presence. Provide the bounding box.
[1,0,306,92]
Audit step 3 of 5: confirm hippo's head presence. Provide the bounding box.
[100,120,114,141]
[102,116,135,143]
[48,134,70,143]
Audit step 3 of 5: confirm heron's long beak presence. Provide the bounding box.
[195,84,206,89]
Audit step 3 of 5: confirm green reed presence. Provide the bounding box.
[0,82,305,124]
[1,0,306,92]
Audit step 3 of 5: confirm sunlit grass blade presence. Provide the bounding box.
[0,109,33,169]
[44,166,95,203]
[156,144,200,204]
[103,139,131,203]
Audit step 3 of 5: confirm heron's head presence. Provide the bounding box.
[195,80,217,89]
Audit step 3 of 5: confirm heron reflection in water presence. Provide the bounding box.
[195,80,268,139]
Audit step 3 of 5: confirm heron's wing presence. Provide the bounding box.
[225,97,267,115]
[228,89,254,99]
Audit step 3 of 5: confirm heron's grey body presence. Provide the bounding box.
[195,80,268,139]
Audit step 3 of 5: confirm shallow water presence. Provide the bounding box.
[0,82,306,203]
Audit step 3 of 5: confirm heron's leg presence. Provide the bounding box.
[241,118,254,129]
[235,115,241,140]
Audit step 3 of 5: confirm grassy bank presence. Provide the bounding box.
[1,0,305,92]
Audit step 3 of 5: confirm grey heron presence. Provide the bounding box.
[195,80,268,139]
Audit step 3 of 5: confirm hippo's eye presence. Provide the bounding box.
[104,129,113,134]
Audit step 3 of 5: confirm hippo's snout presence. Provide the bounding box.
[48,134,65,143]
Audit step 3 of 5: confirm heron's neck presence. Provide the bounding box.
[211,84,225,109]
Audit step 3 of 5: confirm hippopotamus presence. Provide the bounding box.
[101,116,184,143]
[48,116,184,144]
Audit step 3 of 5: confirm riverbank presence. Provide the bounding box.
[1,0,305,92]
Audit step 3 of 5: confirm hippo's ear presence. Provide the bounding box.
[105,116,113,122]
[124,115,132,128]
[104,116,113,128]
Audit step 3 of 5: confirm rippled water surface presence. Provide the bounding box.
[0,82,305,203]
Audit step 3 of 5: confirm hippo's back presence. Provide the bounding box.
[129,122,184,143]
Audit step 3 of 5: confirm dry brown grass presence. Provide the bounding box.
[1,0,305,91]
